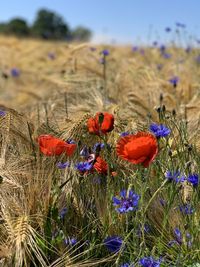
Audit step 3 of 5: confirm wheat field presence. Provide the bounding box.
[0,36,200,266]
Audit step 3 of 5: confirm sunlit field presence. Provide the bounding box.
[0,35,200,267]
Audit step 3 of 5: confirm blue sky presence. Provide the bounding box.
[1,0,200,44]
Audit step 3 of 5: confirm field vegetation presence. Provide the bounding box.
[0,35,200,266]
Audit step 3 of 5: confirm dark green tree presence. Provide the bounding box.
[0,23,7,33]
[31,9,70,40]
[71,26,92,41]
[4,18,29,36]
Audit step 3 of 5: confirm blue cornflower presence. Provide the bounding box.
[75,162,93,172]
[162,52,171,59]
[104,236,123,253]
[93,142,105,152]
[112,190,140,214]
[132,46,138,52]
[159,45,166,53]
[59,207,67,219]
[80,146,90,158]
[102,49,109,56]
[120,131,130,137]
[187,174,199,187]
[176,22,186,28]
[169,76,179,87]
[48,52,55,60]
[165,171,185,183]
[174,228,182,244]
[64,237,77,246]
[159,198,166,207]
[179,204,194,215]
[149,123,171,138]
[0,110,6,117]
[139,256,161,267]
[169,228,192,247]
[57,161,70,169]
[153,41,158,46]
[11,68,20,77]
[66,139,76,144]
[165,27,171,32]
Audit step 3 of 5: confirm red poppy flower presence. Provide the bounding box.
[37,135,76,156]
[116,132,158,168]
[87,112,114,135]
[93,156,108,174]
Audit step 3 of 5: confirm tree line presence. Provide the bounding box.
[0,9,92,41]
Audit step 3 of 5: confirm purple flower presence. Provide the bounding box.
[59,207,67,219]
[57,161,70,169]
[159,45,166,53]
[150,123,171,138]
[75,162,93,172]
[120,131,130,137]
[113,190,140,214]
[169,228,192,247]
[165,171,185,183]
[165,27,171,32]
[139,256,161,267]
[48,52,55,60]
[174,228,182,244]
[0,110,6,117]
[179,204,194,215]
[64,237,77,246]
[104,236,123,253]
[162,52,171,59]
[93,143,105,152]
[11,68,20,77]
[169,76,179,87]
[159,198,166,207]
[187,174,199,187]
[66,139,76,144]
[132,46,138,52]
[153,41,158,47]
[102,49,109,56]
[80,146,90,158]
[176,22,186,28]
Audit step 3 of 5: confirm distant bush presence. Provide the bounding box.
[71,26,92,41]
[31,9,70,40]
[0,18,29,37]
[0,9,92,41]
